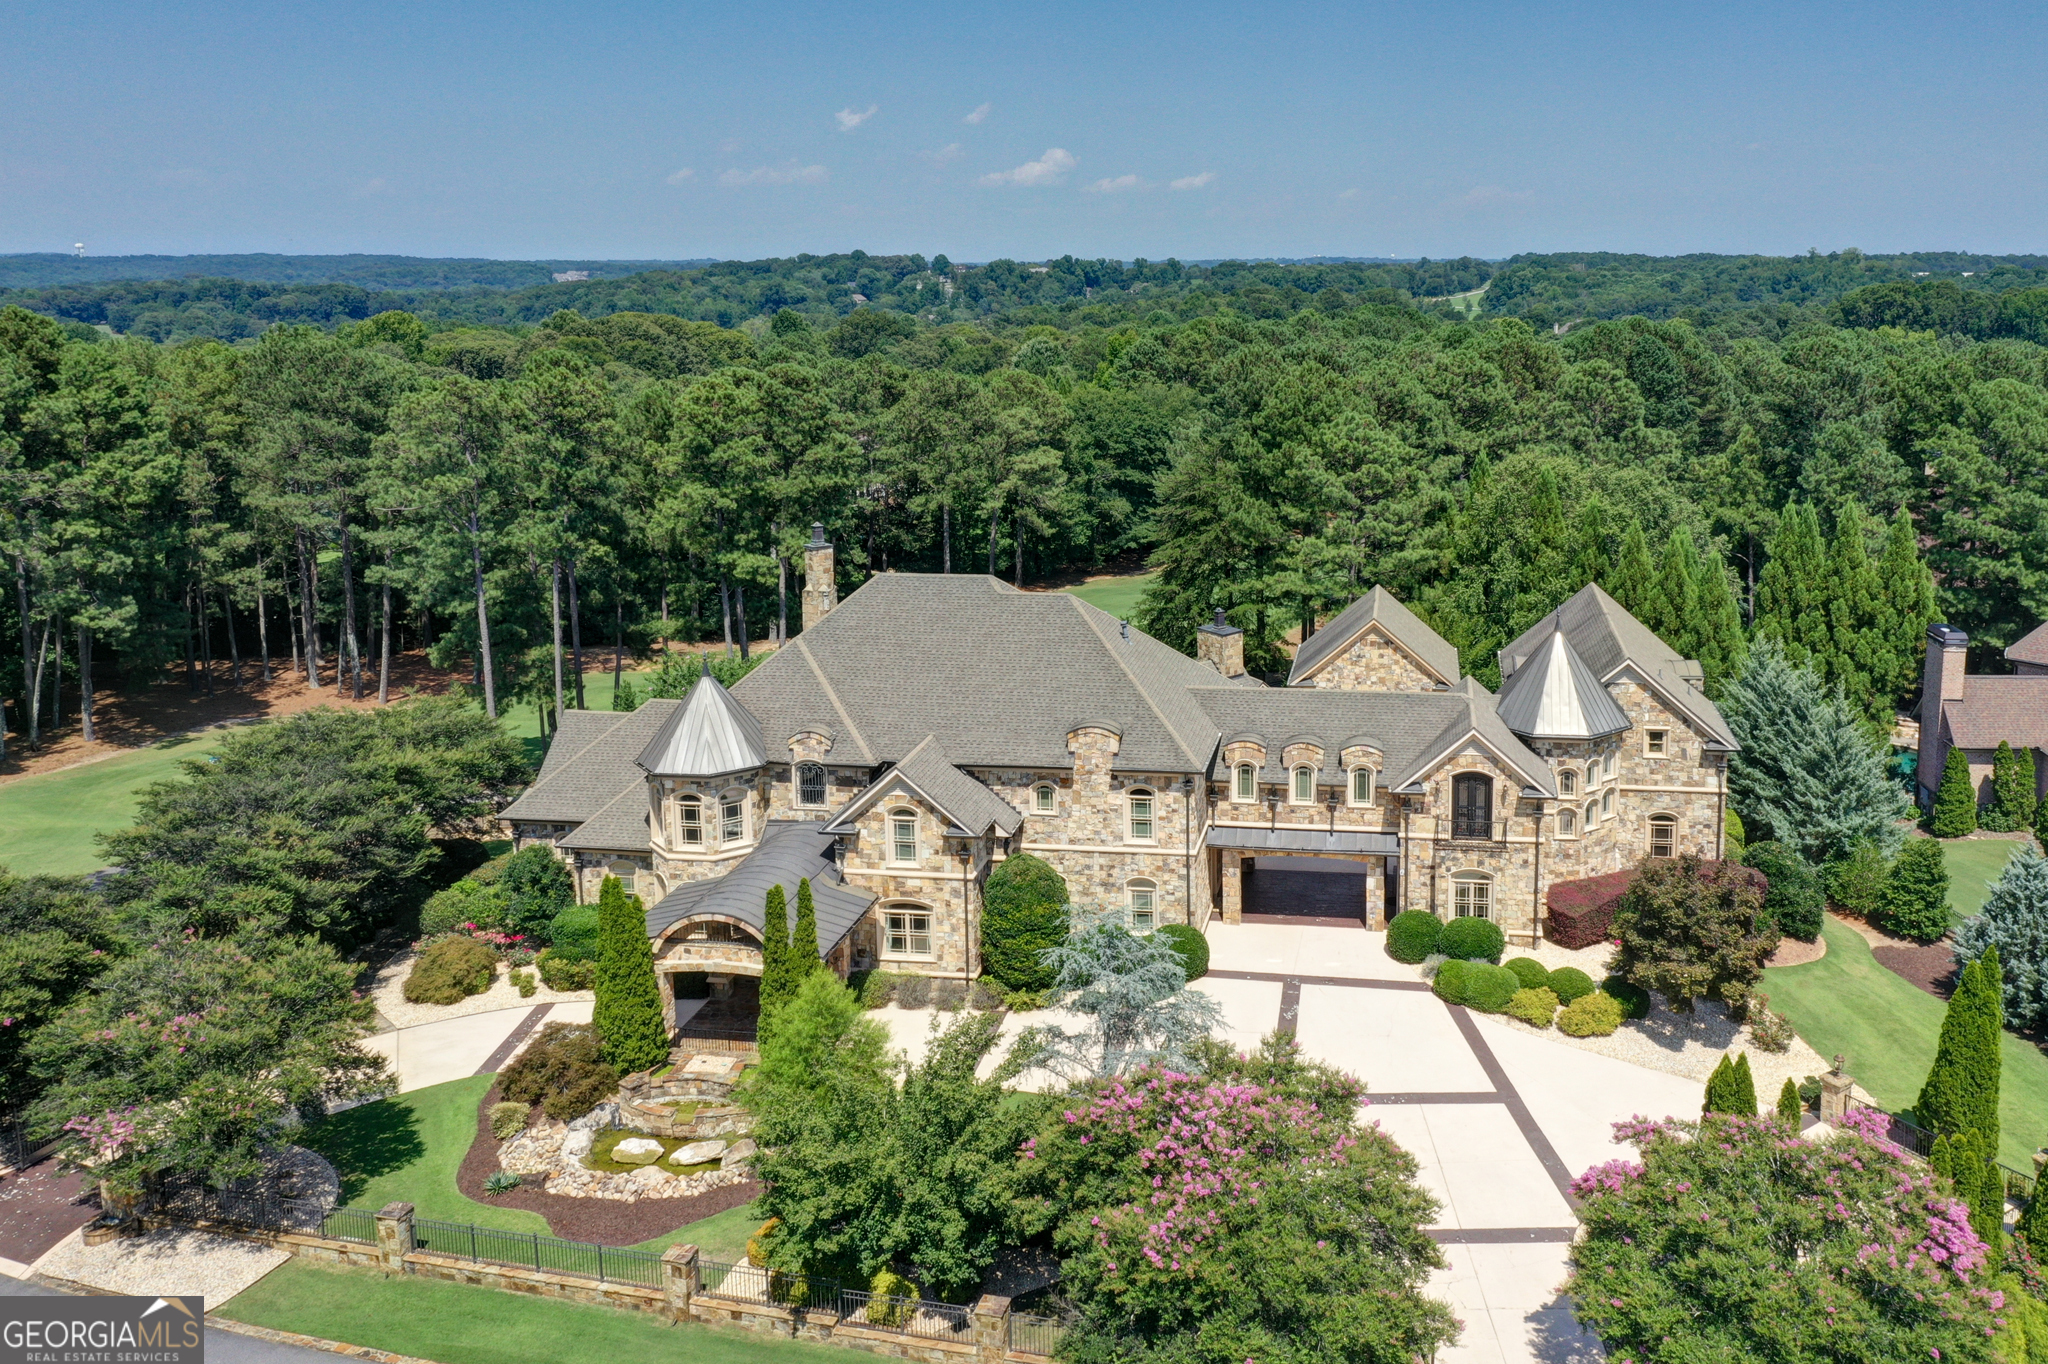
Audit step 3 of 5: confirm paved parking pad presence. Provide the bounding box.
[1297,983,1495,1093]
[1189,975,1285,1052]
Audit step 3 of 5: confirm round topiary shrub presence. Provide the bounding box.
[1155,923,1209,981]
[1505,956,1550,990]
[1439,916,1505,963]
[1507,986,1560,1028]
[548,904,600,961]
[403,935,498,1004]
[1558,991,1626,1037]
[1463,964,1521,1013]
[1547,966,1596,1003]
[1432,958,1472,1005]
[489,1101,530,1139]
[1386,911,1444,963]
[979,853,1070,991]
[535,949,596,991]
[1602,976,1652,1020]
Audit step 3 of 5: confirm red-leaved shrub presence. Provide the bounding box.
[1545,870,1636,948]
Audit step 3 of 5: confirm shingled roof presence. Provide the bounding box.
[823,734,1025,837]
[2008,622,2048,668]
[1941,681,2048,749]
[500,702,680,826]
[1286,586,1462,687]
[643,822,871,953]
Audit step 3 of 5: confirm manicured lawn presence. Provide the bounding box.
[1764,915,2048,1167]
[1941,836,2027,922]
[0,731,225,877]
[302,1076,548,1233]
[219,1259,834,1364]
[1061,572,1156,620]
[632,1198,762,1260]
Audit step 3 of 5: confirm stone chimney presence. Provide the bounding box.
[1918,623,1969,800]
[801,524,836,631]
[1196,609,1245,678]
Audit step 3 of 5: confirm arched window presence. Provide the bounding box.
[1649,814,1677,859]
[1603,754,1615,782]
[1127,878,1157,932]
[1559,806,1577,836]
[1558,769,1578,797]
[1350,767,1375,805]
[1602,789,1614,819]
[797,763,827,807]
[607,860,638,893]
[882,902,933,958]
[677,796,703,845]
[1584,799,1598,829]
[1451,871,1492,919]
[1451,774,1493,839]
[720,796,745,843]
[1292,765,1316,803]
[1234,763,1257,802]
[890,809,919,863]
[1032,783,1057,815]
[1127,788,1156,841]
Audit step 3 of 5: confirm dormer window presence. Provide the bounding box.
[797,763,827,807]
[1128,789,1156,842]
[1033,783,1057,815]
[678,796,703,845]
[1234,763,1256,802]
[1350,767,1375,805]
[1292,766,1315,804]
[721,797,745,843]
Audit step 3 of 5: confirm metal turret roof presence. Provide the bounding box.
[634,671,767,777]
[1495,626,1633,740]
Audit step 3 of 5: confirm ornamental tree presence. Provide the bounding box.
[1013,1033,1458,1364]
[1933,746,1980,838]
[1037,908,1223,1077]
[979,853,1069,992]
[1567,1114,2006,1363]
[1958,854,2048,1032]
[1882,838,1951,944]
[592,875,667,1073]
[1611,855,1776,1013]
[1919,945,2003,1153]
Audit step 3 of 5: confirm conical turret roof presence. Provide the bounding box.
[1494,625,1631,740]
[634,669,767,777]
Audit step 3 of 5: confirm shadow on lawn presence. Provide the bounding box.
[302,1099,426,1205]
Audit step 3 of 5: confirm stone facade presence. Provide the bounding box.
[1302,627,1448,692]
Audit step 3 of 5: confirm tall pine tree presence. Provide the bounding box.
[1823,501,1888,726]
[1755,501,1831,669]
[1650,526,1700,653]
[1608,524,1657,621]
[1875,507,1938,709]
[1692,547,1748,698]
[1917,945,2002,1158]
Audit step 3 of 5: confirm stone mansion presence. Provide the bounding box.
[500,533,1736,1019]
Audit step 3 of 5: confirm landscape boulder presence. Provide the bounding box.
[561,1128,596,1163]
[720,1138,758,1170]
[568,1102,621,1132]
[668,1139,725,1167]
[612,1137,664,1165]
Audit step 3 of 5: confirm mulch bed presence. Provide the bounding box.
[456,1083,757,1246]
[1872,942,1960,1001]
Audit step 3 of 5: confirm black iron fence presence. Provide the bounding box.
[697,1260,993,1341]
[1846,1099,2038,1201]
[1007,1313,1068,1356]
[410,1216,662,1287]
[154,1185,374,1243]
[839,1288,972,1341]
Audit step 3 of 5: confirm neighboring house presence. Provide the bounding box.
[498,533,1734,1036]
[1917,621,2048,807]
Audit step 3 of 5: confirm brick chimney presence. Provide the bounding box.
[1196,609,1245,678]
[801,524,836,631]
[1918,623,1969,800]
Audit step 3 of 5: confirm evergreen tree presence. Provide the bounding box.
[1879,837,1951,945]
[1917,945,2002,1156]
[1702,1054,1732,1114]
[1755,501,1830,669]
[1776,1077,1802,1123]
[1874,507,1938,708]
[1608,524,1657,621]
[1930,1129,2003,1249]
[1931,747,1979,837]
[1986,740,2038,833]
[1649,525,1700,651]
[1692,547,1748,699]
[1571,494,1610,589]
[760,883,792,1018]
[1730,1051,1757,1116]
[2020,1159,2048,1252]
[592,875,668,1073]
[1822,501,1888,725]
[1955,852,2048,1033]
[791,877,822,984]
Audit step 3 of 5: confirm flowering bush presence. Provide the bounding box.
[1013,1033,1456,1363]
[1568,1112,2008,1362]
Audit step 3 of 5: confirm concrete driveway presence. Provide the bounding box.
[359,999,593,1094]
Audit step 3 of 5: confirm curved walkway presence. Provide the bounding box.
[359,1000,593,1095]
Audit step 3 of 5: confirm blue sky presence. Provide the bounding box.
[3,0,2044,262]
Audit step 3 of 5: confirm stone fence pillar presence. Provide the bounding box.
[1819,1067,1854,1128]
[663,1243,701,1322]
[374,1201,415,1275]
[972,1294,1011,1364]
[1220,850,1243,924]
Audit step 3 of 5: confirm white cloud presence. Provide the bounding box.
[979,148,1076,187]
[963,102,992,124]
[836,104,878,132]
[1338,187,1362,200]
[1086,174,1146,193]
[923,143,965,164]
[1459,185,1533,208]
[1168,171,1215,191]
[665,167,696,185]
[719,163,829,186]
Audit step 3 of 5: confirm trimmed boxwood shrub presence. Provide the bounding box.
[896,973,932,1008]
[489,1100,529,1139]
[498,1022,619,1121]
[1439,916,1505,963]
[1545,869,1634,949]
[1155,923,1209,981]
[548,904,601,961]
[536,949,596,991]
[1386,911,1443,963]
[1432,959,1472,1005]
[1547,966,1596,1003]
[1507,987,1560,1028]
[1602,975,1652,1020]
[403,935,498,1004]
[1463,964,1520,1013]
[1558,991,1626,1036]
[1505,956,1550,990]
[855,970,899,1008]
[980,853,1070,991]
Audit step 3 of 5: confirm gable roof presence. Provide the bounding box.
[500,702,679,825]
[1495,625,1633,740]
[2009,622,2048,668]
[1498,584,1738,750]
[635,671,767,777]
[643,822,871,954]
[1942,681,2048,749]
[821,733,1025,837]
[1287,585,1461,687]
[734,574,1224,773]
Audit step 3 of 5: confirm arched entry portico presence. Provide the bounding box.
[653,914,764,1043]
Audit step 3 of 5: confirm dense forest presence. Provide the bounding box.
[0,253,718,292]
[3,251,2044,759]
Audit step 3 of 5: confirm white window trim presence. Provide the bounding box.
[880,905,935,959]
[677,796,704,846]
[1450,871,1493,920]
[1645,729,1669,757]
[1648,813,1678,858]
[1031,783,1058,816]
[1290,765,1317,805]
[1127,879,1158,932]
[1558,806,1577,837]
[1127,788,1158,843]
[1234,763,1257,803]
[719,796,746,845]
[1558,768,1578,798]
[1348,766,1376,806]
[608,860,639,892]
[888,810,920,866]
[1602,789,1614,818]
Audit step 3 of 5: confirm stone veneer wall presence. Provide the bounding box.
[1304,627,1447,692]
[839,796,985,978]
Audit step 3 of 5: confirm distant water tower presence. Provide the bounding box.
[74,243,85,256]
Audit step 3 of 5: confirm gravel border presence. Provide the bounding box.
[35,1226,289,1302]
[368,949,593,1031]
